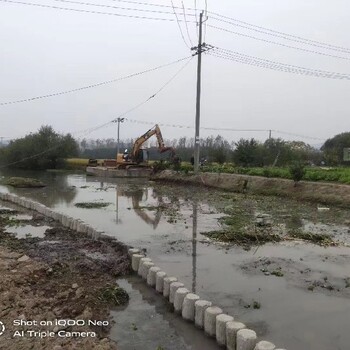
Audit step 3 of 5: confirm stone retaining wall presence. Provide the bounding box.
[153,169,350,207]
[0,191,286,350]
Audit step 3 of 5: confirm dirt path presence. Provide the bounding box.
[0,204,131,350]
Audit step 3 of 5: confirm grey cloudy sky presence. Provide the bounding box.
[0,0,349,145]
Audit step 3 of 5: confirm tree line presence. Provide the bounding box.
[0,125,349,169]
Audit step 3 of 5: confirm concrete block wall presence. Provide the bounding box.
[0,192,104,240]
[0,192,286,350]
[129,248,286,350]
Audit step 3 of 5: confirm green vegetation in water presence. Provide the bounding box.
[98,285,129,306]
[271,269,284,277]
[203,229,281,245]
[2,217,21,227]
[74,202,111,209]
[0,209,18,215]
[3,177,46,188]
[289,230,335,246]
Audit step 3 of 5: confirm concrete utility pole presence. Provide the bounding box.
[113,118,125,156]
[193,12,204,173]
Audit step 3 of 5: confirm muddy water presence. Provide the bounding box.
[1,170,350,350]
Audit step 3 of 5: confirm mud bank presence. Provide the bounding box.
[153,170,350,206]
[0,202,131,350]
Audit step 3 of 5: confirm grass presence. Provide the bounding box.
[174,163,350,185]
[288,230,335,246]
[202,229,281,245]
[74,202,111,209]
[3,177,46,188]
[98,285,129,306]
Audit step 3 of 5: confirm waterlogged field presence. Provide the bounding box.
[0,169,349,350]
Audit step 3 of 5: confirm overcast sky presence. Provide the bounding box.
[0,0,349,145]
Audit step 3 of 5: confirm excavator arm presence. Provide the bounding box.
[131,124,174,159]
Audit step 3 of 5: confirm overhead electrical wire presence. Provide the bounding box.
[52,0,196,17]
[182,1,194,47]
[0,56,192,106]
[0,56,194,167]
[207,24,350,61]
[105,0,198,11]
[207,10,350,54]
[77,56,194,136]
[170,0,191,48]
[208,46,350,80]
[125,118,326,141]
[0,0,196,22]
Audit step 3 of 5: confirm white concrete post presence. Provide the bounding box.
[226,321,246,350]
[204,306,223,337]
[155,271,167,293]
[169,282,184,304]
[216,314,234,346]
[182,293,200,321]
[141,262,154,279]
[147,266,161,287]
[128,248,140,256]
[131,254,145,272]
[195,300,212,329]
[163,277,177,298]
[137,257,152,276]
[254,341,276,350]
[174,287,189,313]
[237,329,257,350]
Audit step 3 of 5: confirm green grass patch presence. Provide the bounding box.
[202,229,281,245]
[98,285,129,306]
[289,230,334,246]
[3,177,46,188]
[74,202,111,209]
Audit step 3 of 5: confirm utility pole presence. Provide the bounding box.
[269,130,272,139]
[113,118,125,156]
[193,12,204,173]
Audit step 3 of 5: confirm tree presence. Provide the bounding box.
[289,161,306,186]
[321,132,350,165]
[0,126,79,170]
[233,138,263,167]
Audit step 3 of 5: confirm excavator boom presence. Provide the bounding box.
[131,124,171,159]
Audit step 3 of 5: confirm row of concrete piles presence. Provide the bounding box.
[0,192,103,239]
[0,192,286,350]
[130,249,287,350]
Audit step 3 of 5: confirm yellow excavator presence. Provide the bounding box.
[115,124,176,169]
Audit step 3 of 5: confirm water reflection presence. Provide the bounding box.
[192,201,198,294]
[115,186,163,229]
[0,170,77,206]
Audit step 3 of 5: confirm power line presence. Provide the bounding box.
[182,1,194,48]
[52,0,196,17]
[125,118,326,141]
[170,0,191,48]
[0,56,191,106]
[208,46,350,80]
[0,0,196,22]
[76,56,194,136]
[103,0,198,12]
[207,24,350,61]
[207,10,350,54]
[0,57,194,167]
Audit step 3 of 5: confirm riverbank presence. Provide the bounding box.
[152,170,350,207]
[0,203,131,350]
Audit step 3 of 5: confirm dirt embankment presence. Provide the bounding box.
[0,205,131,350]
[153,170,350,207]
